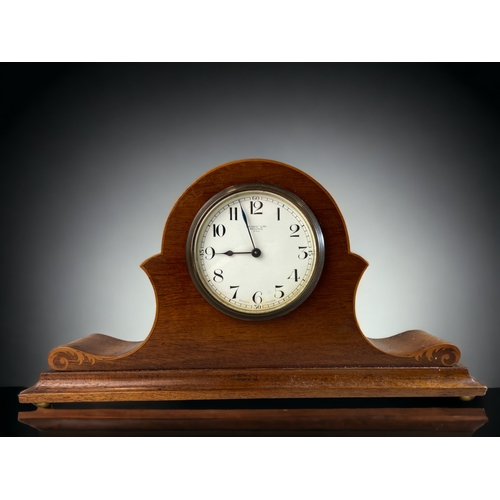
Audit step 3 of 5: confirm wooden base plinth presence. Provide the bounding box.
[19,365,487,405]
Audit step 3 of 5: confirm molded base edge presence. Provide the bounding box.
[19,365,487,404]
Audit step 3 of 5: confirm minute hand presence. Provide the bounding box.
[239,201,256,249]
[238,201,262,258]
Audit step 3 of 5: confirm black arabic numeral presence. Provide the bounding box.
[250,200,263,215]
[213,269,224,283]
[287,269,299,282]
[298,246,309,259]
[274,285,284,299]
[212,224,226,237]
[230,285,239,299]
[289,224,300,237]
[252,291,263,305]
[205,247,215,260]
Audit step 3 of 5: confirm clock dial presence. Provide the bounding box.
[187,183,325,320]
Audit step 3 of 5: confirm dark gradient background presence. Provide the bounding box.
[1,63,499,388]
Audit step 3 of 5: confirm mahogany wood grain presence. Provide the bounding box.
[19,159,487,404]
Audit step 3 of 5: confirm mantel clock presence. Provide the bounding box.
[19,159,486,406]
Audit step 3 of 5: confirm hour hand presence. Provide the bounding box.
[216,250,251,256]
[216,249,261,257]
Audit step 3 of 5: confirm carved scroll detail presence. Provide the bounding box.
[368,331,462,367]
[413,346,460,367]
[49,348,98,370]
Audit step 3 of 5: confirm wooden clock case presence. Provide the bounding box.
[19,159,486,405]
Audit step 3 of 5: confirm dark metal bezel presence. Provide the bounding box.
[186,183,325,321]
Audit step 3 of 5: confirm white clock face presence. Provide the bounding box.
[187,184,325,320]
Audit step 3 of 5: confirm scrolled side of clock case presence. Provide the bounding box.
[19,159,487,403]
